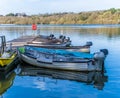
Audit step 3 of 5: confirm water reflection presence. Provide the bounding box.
[0,70,16,97]
[16,63,108,90]
[0,25,120,40]
[77,28,120,39]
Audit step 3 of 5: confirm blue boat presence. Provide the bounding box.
[18,45,108,71]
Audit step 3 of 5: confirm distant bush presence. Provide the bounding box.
[0,8,120,24]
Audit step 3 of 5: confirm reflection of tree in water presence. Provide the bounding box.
[17,64,108,90]
[0,25,120,39]
[77,27,120,39]
[40,26,120,39]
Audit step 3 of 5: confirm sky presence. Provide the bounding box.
[0,0,120,15]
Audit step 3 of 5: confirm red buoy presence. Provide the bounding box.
[32,24,37,30]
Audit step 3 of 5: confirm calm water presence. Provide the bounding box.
[0,24,120,98]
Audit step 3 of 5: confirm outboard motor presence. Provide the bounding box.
[50,34,54,38]
[49,34,54,40]
[67,37,70,41]
[86,41,93,46]
[59,35,66,42]
[100,49,108,56]
[59,35,63,39]
[94,52,105,60]
[93,49,108,71]
[94,49,108,60]
[65,40,71,47]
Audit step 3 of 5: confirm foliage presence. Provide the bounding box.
[109,8,117,14]
[0,8,120,24]
[6,13,15,16]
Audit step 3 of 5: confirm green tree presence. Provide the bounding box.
[109,8,117,14]
[6,13,15,16]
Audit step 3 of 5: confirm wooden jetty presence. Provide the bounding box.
[7,36,36,47]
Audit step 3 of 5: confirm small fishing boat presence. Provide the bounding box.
[18,45,108,71]
[27,43,92,53]
[27,34,93,53]
[27,34,72,47]
[7,34,72,49]
[17,64,108,90]
[0,36,18,71]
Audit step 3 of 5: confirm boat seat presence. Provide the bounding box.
[0,50,16,58]
[1,52,11,58]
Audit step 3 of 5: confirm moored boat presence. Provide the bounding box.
[27,34,93,53]
[27,34,72,47]
[27,41,92,53]
[0,52,18,71]
[7,34,72,49]
[0,36,18,71]
[18,45,108,71]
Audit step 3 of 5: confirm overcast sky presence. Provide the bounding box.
[0,0,120,15]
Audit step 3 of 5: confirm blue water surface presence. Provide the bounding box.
[0,24,120,98]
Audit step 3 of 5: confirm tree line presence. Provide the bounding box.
[0,8,120,24]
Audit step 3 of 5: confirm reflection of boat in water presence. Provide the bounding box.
[0,70,16,96]
[17,64,108,90]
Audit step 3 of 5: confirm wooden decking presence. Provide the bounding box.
[7,36,36,47]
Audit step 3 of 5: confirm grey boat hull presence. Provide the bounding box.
[19,53,104,72]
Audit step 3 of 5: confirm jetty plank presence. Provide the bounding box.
[7,36,36,47]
